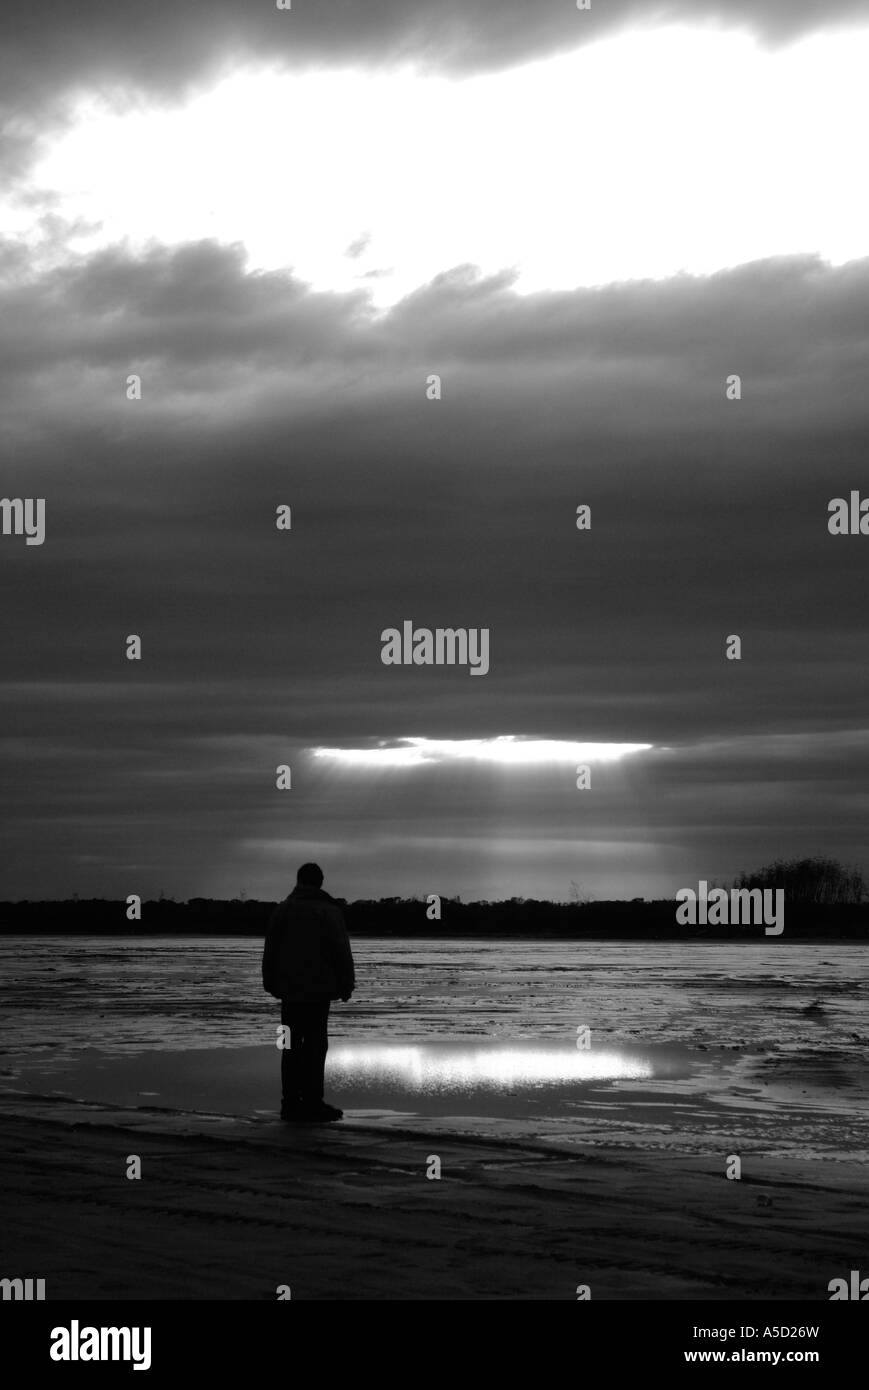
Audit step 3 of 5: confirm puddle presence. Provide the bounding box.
[3,1039,698,1121]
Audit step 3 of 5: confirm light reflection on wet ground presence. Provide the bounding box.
[4,1039,679,1121]
[8,1035,862,1158]
[329,1041,657,1088]
[1,937,867,1154]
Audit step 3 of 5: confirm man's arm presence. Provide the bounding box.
[327,909,355,1000]
[262,901,287,997]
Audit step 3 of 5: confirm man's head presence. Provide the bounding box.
[296,862,324,888]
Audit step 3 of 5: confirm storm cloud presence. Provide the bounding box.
[2,236,869,898]
[2,3,868,901]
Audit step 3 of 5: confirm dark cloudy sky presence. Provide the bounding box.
[2,0,868,903]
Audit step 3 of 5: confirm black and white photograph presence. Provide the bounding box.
[1,0,867,1360]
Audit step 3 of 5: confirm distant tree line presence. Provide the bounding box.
[0,863,867,939]
[733,856,866,905]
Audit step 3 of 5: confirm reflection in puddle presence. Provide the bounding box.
[3,1039,694,1124]
[328,1044,654,1093]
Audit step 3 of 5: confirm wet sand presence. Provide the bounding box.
[1,937,867,1299]
[0,1100,865,1300]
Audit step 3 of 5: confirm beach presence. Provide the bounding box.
[1,1103,866,1300]
[1,937,867,1300]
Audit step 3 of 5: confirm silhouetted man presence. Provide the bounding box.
[262,863,355,1123]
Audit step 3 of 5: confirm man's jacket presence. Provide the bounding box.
[262,886,355,1003]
